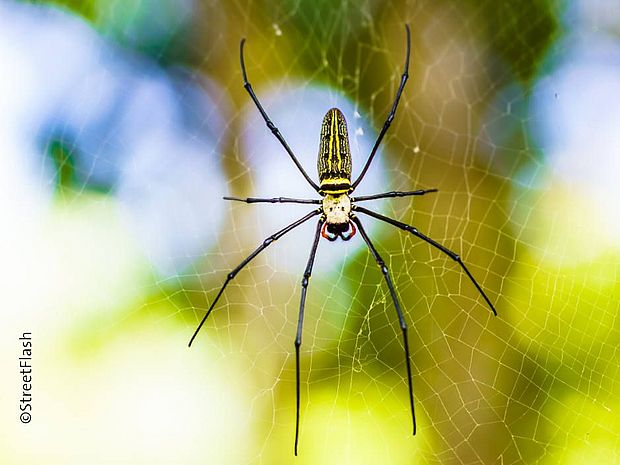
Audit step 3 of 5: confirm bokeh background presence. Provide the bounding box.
[1,0,619,463]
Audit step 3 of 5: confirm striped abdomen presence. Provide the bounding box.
[317,108,352,195]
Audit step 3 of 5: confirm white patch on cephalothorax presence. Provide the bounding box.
[322,194,351,225]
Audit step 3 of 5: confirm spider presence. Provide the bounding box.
[189,24,497,455]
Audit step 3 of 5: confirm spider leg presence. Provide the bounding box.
[350,215,417,436]
[355,205,497,316]
[351,25,411,191]
[351,188,437,202]
[240,39,321,193]
[224,196,321,205]
[295,216,325,456]
[188,208,322,347]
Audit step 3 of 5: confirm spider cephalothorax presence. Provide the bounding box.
[189,25,498,456]
[321,193,355,241]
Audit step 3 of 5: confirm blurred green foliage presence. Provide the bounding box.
[470,0,561,84]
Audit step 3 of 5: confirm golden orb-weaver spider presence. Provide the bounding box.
[189,24,497,455]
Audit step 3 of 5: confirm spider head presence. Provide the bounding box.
[322,193,351,224]
[322,194,356,241]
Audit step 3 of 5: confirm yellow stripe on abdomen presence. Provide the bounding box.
[317,108,352,194]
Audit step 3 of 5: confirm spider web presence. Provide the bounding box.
[2,0,620,464]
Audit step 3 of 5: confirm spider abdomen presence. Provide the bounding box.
[317,108,352,195]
